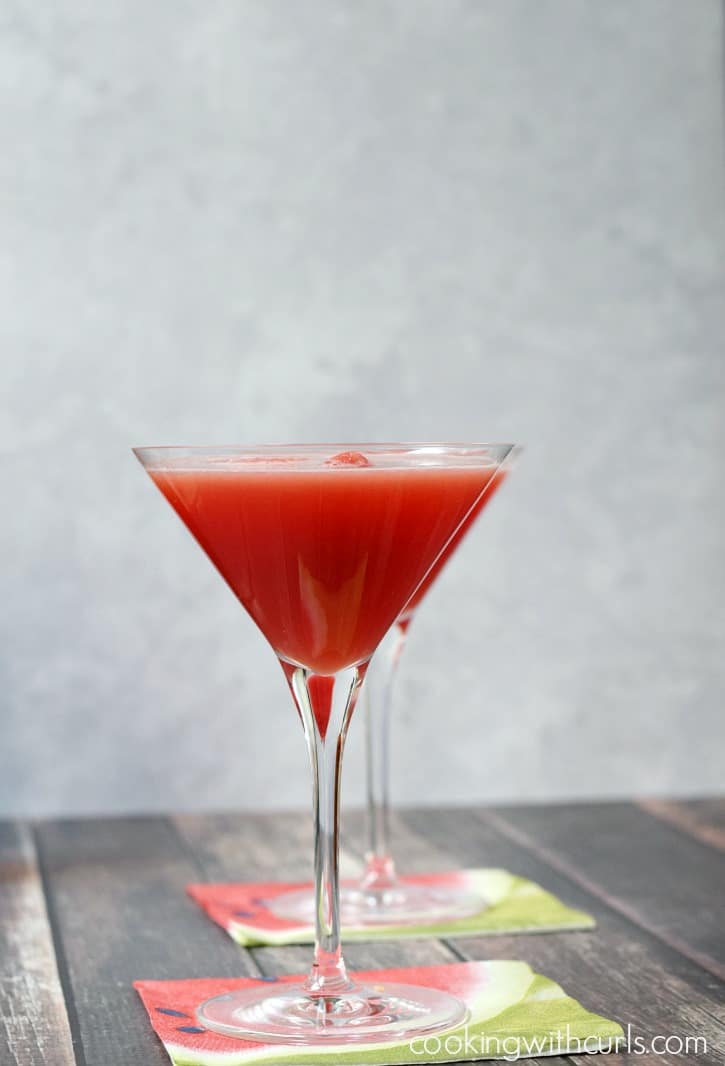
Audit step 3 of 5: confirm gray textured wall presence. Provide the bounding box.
[2,1,724,817]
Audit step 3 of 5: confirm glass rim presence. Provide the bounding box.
[133,443,518,473]
[133,440,518,450]
[133,441,518,458]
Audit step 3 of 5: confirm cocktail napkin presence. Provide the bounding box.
[135,960,622,1065]
[188,869,594,947]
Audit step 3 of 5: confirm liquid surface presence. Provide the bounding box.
[149,452,497,674]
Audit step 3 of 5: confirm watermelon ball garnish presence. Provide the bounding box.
[325,451,371,467]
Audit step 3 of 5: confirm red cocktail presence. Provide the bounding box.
[147,452,499,680]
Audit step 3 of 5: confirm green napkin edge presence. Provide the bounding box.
[228,872,595,947]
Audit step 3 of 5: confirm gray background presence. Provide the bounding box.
[2,1,724,818]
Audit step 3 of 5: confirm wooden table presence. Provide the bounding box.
[2,799,724,1065]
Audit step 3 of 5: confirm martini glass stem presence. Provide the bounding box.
[362,620,410,892]
[284,662,365,996]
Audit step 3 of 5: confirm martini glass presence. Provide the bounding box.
[355,452,517,922]
[270,451,518,929]
[135,442,514,1045]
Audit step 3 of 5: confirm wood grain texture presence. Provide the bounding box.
[5,802,725,1066]
[486,802,725,983]
[0,822,75,1066]
[639,798,725,852]
[34,817,253,1066]
[174,810,315,885]
[402,806,725,1066]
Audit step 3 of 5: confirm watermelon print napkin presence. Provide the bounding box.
[135,960,623,1065]
[188,869,594,947]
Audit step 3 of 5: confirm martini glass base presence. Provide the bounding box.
[269,881,487,928]
[197,980,468,1045]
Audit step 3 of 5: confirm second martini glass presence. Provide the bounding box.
[271,452,517,928]
[135,442,514,1046]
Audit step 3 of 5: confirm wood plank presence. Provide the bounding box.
[0,821,75,1066]
[175,807,366,883]
[639,798,725,852]
[488,802,725,982]
[35,816,254,1066]
[402,806,725,1066]
[175,810,565,1065]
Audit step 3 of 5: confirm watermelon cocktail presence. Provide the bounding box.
[359,456,516,919]
[135,443,515,1045]
[271,454,518,929]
